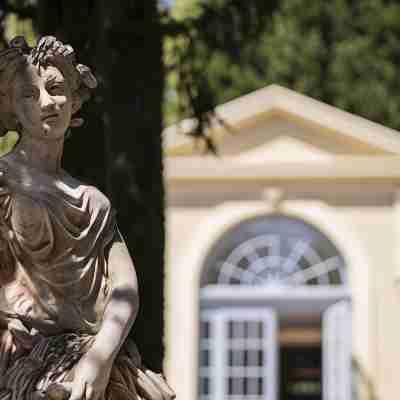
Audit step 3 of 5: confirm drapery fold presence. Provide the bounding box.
[0,159,116,334]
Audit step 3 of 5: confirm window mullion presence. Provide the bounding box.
[215,311,227,400]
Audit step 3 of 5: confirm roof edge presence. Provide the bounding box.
[164,85,400,156]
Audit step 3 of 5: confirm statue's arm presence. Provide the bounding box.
[91,229,139,360]
[67,230,139,400]
[0,192,14,286]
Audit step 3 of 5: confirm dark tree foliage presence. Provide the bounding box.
[0,0,36,48]
[170,0,400,134]
[163,0,279,151]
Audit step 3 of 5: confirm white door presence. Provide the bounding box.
[322,300,352,400]
[199,307,278,400]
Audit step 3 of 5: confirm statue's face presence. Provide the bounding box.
[12,62,73,140]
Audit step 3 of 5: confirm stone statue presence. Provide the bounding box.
[0,36,174,400]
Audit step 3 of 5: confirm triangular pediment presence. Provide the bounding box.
[165,85,400,158]
[235,135,333,164]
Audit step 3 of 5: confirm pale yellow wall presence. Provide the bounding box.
[165,207,210,265]
[165,207,209,399]
[164,192,397,399]
[360,203,400,399]
[339,206,396,399]
[163,86,400,399]
[217,116,389,157]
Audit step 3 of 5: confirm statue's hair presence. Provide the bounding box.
[0,35,97,136]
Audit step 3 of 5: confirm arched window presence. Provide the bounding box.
[201,215,347,287]
[198,215,351,400]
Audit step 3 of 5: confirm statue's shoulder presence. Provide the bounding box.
[0,157,41,216]
[60,170,111,207]
[85,184,112,213]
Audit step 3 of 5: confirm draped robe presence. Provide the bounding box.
[0,158,175,400]
[0,158,116,335]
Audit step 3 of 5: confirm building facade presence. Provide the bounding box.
[163,85,400,400]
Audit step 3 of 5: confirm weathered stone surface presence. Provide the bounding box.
[0,36,174,400]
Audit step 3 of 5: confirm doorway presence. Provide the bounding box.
[280,345,322,400]
[199,287,351,400]
[279,323,322,400]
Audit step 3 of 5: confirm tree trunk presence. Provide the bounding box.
[37,0,165,371]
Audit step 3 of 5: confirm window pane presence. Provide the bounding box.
[247,349,264,366]
[200,308,277,400]
[258,377,264,395]
[200,349,210,366]
[201,321,210,338]
[229,349,244,366]
[199,377,210,395]
[201,215,347,287]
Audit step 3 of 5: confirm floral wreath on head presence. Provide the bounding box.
[0,35,97,136]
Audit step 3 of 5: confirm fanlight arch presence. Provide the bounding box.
[200,214,347,287]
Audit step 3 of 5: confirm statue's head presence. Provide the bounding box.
[0,36,97,140]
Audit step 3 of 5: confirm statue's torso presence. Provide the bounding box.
[0,157,116,335]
